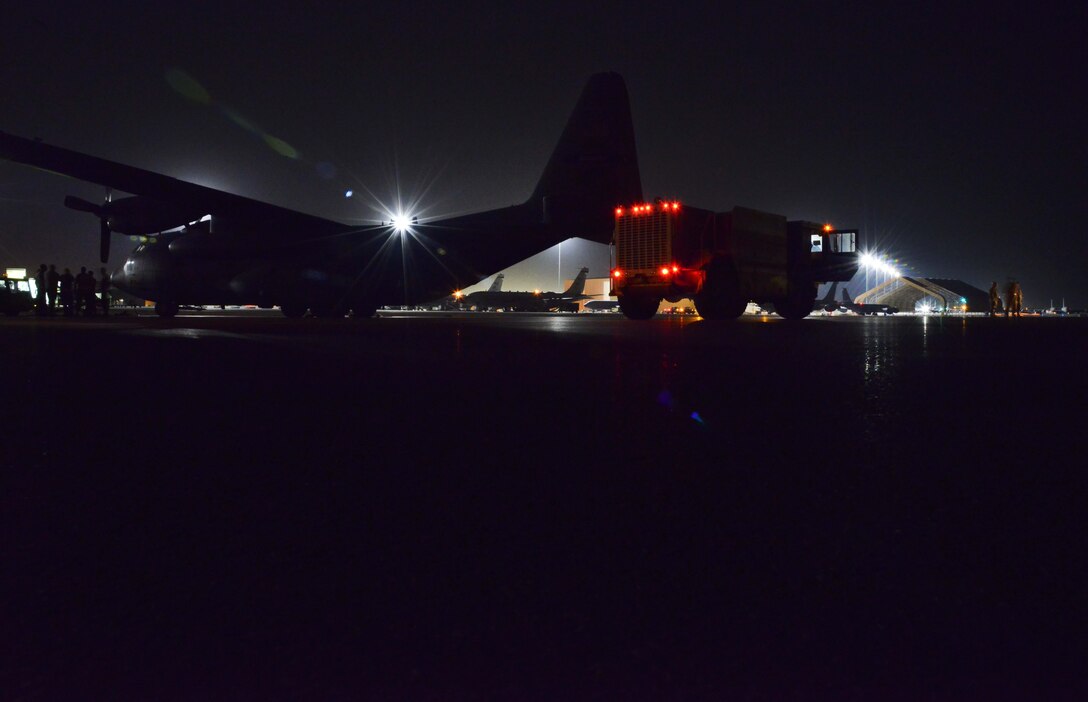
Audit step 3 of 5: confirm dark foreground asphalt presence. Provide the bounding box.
[2,313,1086,700]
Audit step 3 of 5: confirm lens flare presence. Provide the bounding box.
[391,214,411,232]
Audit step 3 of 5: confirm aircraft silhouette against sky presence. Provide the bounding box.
[816,282,842,313]
[460,266,590,312]
[0,73,642,317]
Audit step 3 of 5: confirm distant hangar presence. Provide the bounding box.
[856,277,992,312]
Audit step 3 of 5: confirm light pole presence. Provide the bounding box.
[557,239,562,292]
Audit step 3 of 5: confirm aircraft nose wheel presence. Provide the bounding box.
[154,300,179,318]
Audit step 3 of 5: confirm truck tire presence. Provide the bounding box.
[619,294,659,320]
[694,261,747,320]
[774,284,817,320]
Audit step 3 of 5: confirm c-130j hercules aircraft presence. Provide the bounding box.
[0,73,643,317]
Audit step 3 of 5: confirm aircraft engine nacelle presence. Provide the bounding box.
[102,196,207,235]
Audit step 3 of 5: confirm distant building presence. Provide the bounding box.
[856,277,991,313]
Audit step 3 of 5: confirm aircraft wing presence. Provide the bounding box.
[0,130,347,235]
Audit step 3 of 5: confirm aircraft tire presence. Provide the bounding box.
[694,260,746,320]
[618,293,659,320]
[155,300,179,318]
[280,302,307,318]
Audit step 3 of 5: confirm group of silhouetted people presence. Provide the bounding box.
[34,264,111,317]
[989,281,1023,317]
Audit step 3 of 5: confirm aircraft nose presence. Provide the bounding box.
[110,266,129,292]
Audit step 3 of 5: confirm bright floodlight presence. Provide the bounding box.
[391,213,411,233]
[859,250,901,278]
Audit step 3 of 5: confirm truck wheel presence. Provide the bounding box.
[619,294,659,320]
[155,300,179,318]
[774,284,817,320]
[694,261,747,320]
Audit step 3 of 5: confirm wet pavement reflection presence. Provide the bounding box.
[2,313,1086,697]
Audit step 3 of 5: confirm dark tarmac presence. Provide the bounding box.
[3,313,1086,699]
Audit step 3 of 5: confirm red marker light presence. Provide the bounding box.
[672,202,680,210]
[613,270,623,278]
[615,207,623,216]
[660,267,670,276]
[823,224,832,232]
[672,265,679,273]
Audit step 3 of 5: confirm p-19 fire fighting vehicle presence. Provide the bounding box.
[610,200,859,320]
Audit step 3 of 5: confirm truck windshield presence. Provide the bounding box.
[826,230,856,253]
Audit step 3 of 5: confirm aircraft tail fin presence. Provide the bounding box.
[530,73,642,243]
[818,281,838,304]
[488,273,504,292]
[563,267,589,295]
[842,287,851,302]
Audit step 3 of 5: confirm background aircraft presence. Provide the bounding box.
[0,73,642,317]
[816,282,842,313]
[841,287,899,315]
[461,267,590,312]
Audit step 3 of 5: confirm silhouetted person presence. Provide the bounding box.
[1004,282,1015,318]
[74,267,87,314]
[59,268,75,316]
[83,270,97,315]
[75,267,94,315]
[46,264,59,314]
[99,267,111,316]
[988,282,1000,317]
[34,264,47,315]
[1012,282,1023,317]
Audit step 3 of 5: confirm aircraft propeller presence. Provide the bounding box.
[64,188,114,263]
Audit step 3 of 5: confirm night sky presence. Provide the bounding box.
[1,2,1084,305]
